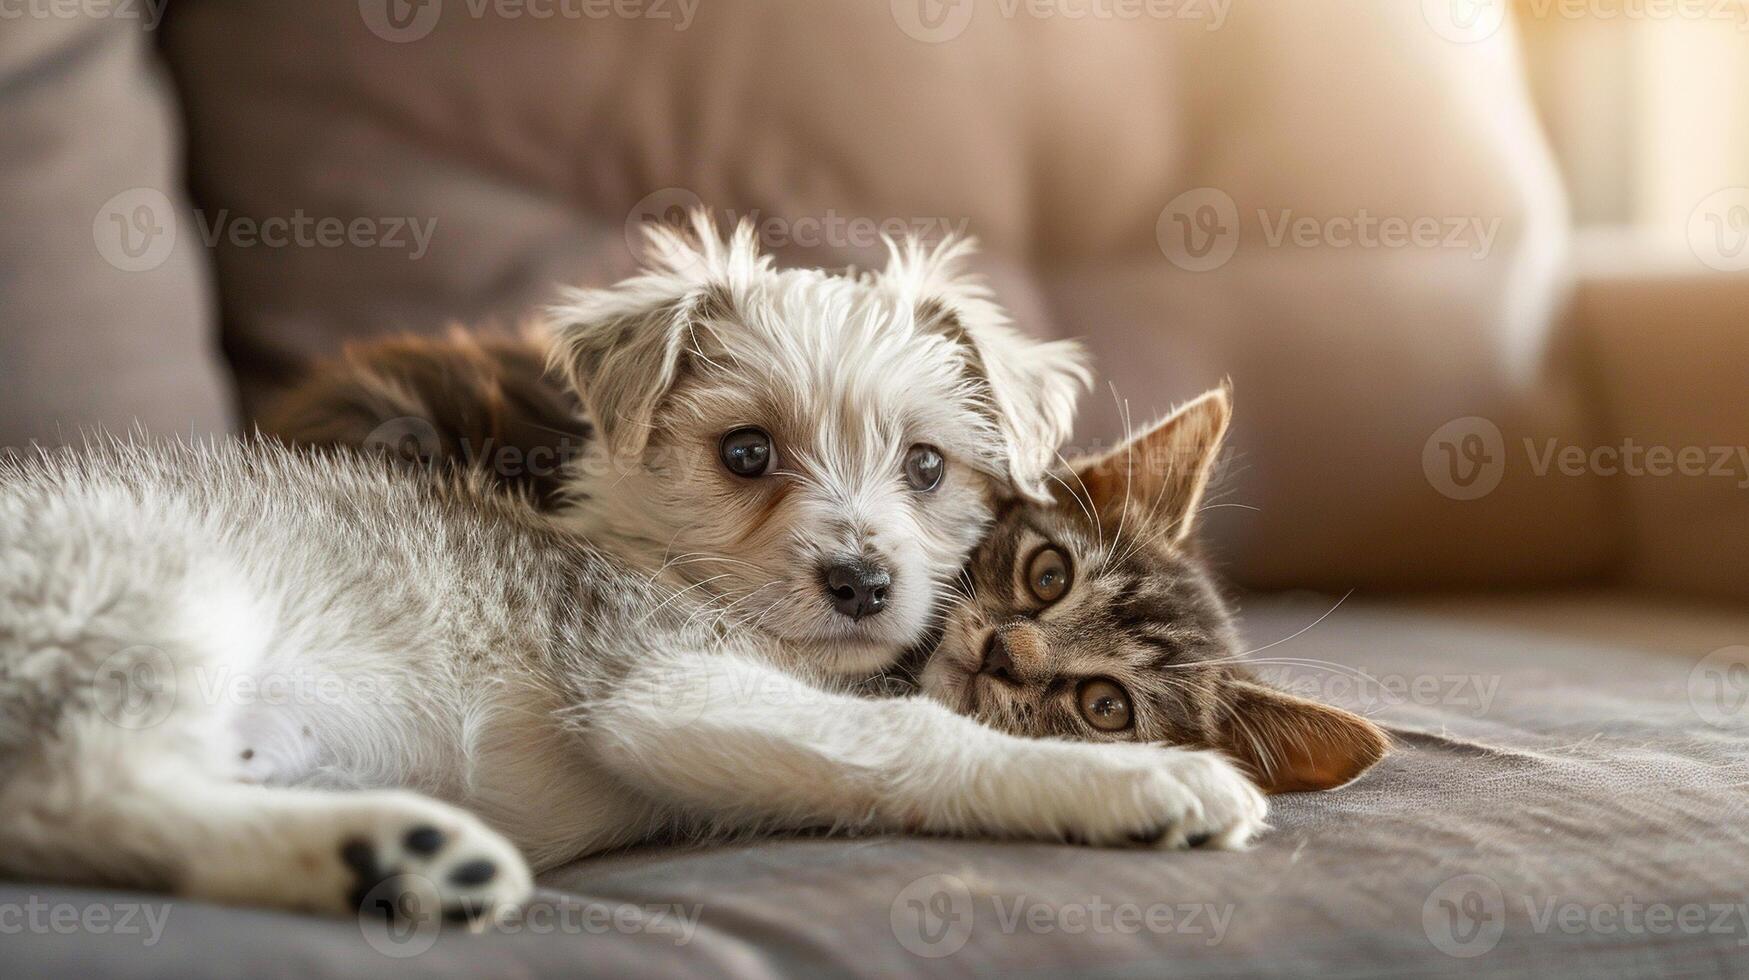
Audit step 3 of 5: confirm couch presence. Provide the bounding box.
[3,1,1747,976]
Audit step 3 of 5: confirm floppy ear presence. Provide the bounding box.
[1212,679,1390,794]
[884,238,1089,503]
[546,288,695,462]
[1070,385,1231,544]
[546,213,757,461]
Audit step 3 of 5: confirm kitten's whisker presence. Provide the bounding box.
[1235,590,1354,658]
[1048,464,1098,533]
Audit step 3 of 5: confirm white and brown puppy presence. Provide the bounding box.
[271,215,1086,672]
[546,215,1085,673]
[0,218,1270,929]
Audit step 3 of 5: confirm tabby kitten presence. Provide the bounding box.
[920,389,1389,794]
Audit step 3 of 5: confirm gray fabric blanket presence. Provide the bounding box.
[7,595,1746,978]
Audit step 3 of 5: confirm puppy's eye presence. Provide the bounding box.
[903,444,944,492]
[719,427,774,478]
[1025,546,1072,604]
[1077,678,1133,732]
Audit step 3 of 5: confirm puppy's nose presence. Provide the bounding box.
[979,632,1020,685]
[822,559,890,621]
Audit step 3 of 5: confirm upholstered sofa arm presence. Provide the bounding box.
[1568,235,1749,602]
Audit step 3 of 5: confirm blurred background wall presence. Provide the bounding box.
[0,0,1744,599]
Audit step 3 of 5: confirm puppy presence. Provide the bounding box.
[0,216,1275,926]
[278,214,1088,673]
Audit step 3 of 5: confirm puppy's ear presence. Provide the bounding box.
[1069,384,1231,545]
[547,212,761,461]
[1212,678,1390,794]
[547,290,694,462]
[884,238,1090,502]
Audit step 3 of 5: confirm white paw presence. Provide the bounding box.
[338,793,534,926]
[1014,743,1269,850]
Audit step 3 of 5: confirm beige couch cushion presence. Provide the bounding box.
[161,0,1611,590]
[0,14,233,448]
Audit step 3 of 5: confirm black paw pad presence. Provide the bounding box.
[448,859,497,887]
[404,825,446,856]
[1127,825,1169,846]
[340,838,379,877]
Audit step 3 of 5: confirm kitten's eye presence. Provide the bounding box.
[1025,546,1072,604]
[720,427,775,478]
[1077,678,1133,732]
[904,444,944,492]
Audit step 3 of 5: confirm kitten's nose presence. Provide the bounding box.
[821,558,890,621]
[979,632,1020,685]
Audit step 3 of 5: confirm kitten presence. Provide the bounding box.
[920,388,1389,794]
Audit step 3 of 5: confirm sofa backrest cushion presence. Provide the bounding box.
[161,0,1613,590]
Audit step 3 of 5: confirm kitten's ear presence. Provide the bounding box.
[1070,384,1231,544]
[1213,679,1390,794]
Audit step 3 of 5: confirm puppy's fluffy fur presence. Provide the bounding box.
[0,217,1272,924]
[278,215,1089,671]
